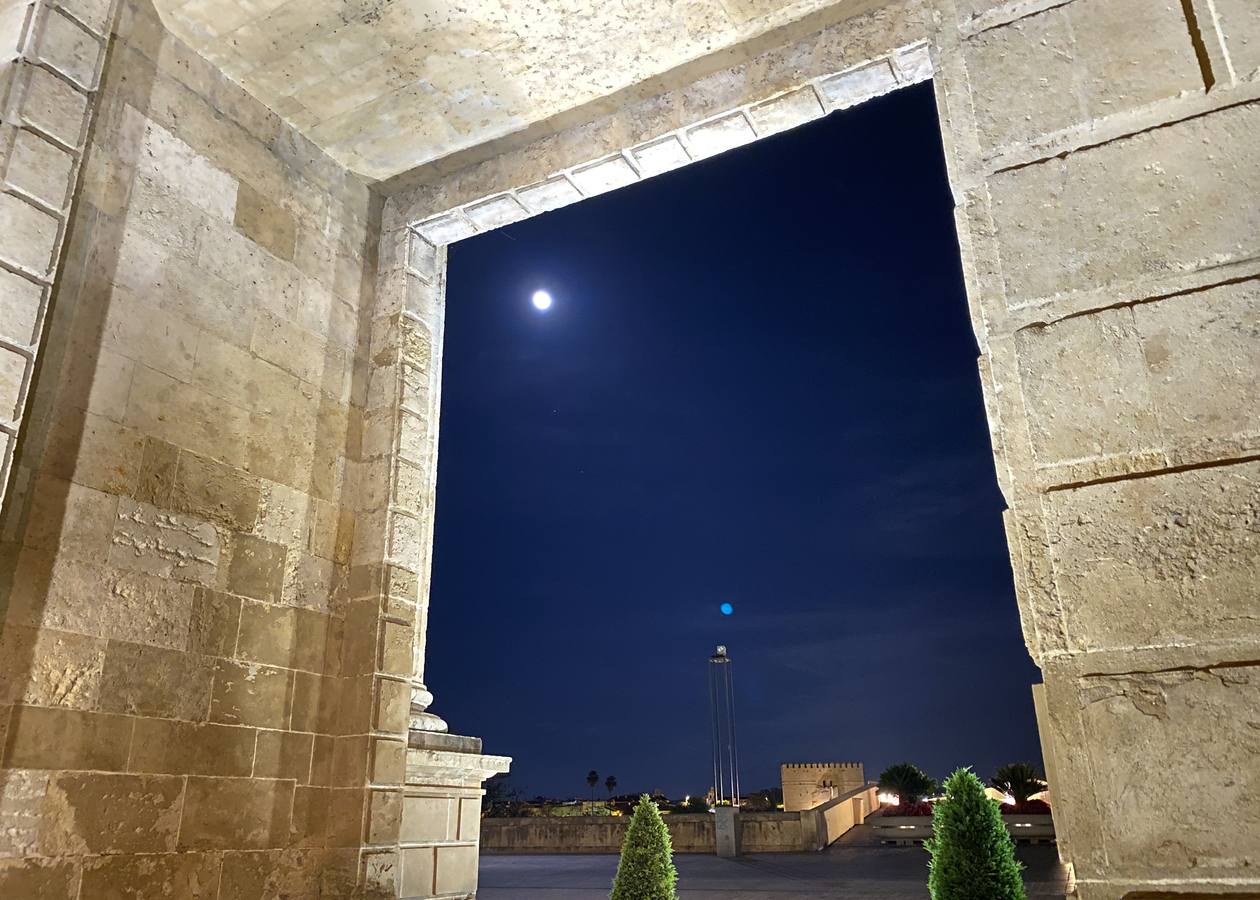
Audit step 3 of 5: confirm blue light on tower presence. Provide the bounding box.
[720,602,734,616]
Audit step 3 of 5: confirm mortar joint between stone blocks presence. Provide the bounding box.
[15,97,87,156]
[0,247,56,286]
[47,0,111,41]
[2,179,67,220]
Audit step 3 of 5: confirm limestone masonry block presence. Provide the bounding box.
[1016,306,1161,468]
[79,853,221,899]
[0,346,26,421]
[570,154,640,196]
[36,7,102,89]
[1216,0,1260,79]
[517,176,583,215]
[98,639,215,720]
[816,59,898,110]
[686,112,757,159]
[21,65,88,146]
[40,772,183,855]
[988,101,1260,305]
[1133,280,1260,456]
[749,87,825,137]
[0,192,60,274]
[0,269,43,345]
[965,0,1202,150]
[1045,665,1260,880]
[3,705,132,771]
[210,658,294,729]
[253,729,314,781]
[6,129,75,209]
[235,181,297,261]
[179,776,295,850]
[1046,461,1260,655]
[128,719,257,777]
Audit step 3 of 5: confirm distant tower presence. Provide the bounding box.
[707,645,741,807]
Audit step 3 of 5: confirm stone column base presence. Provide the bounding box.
[398,733,511,899]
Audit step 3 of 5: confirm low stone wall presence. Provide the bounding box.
[802,785,880,850]
[482,785,879,854]
[480,814,713,854]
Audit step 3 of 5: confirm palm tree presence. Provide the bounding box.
[877,762,937,805]
[587,770,600,802]
[605,775,618,798]
[990,763,1047,804]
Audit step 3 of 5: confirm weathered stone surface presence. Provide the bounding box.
[6,131,74,209]
[128,720,256,776]
[964,0,1201,150]
[40,773,183,855]
[1016,307,1161,469]
[13,558,198,650]
[169,450,262,532]
[252,729,313,781]
[98,640,214,721]
[21,66,88,147]
[237,601,330,673]
[1216,0,1260,78]
[235,182,297,262]
[0,626,105,712]
[178,777,294,850]
[2,706,132,771]
[0,270,44,346]
[2,0,1258,895]
[1134,281,1260,457]
[1046,462,1259,654]
[108,498,220,584]
[1044,665,1260,880]
[210,659,293,729]
[0,194,59,275]
[23,478,118,565]
[988,102,1260,306]
[125,366,251,469]
[188,587,242,657]
[0,858,80,897]
[79,852,222,899]
[0,770,48,857]
[217,848,323,900]
[151,0,877,179]
[225,533,287,604]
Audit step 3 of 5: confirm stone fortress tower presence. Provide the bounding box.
[781,762,866,812]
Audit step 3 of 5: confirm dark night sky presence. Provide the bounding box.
[428,82,1044,800]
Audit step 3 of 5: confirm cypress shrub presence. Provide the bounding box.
[926,768,1026,900]
[610,795,677,900]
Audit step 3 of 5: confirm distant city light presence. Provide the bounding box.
[532,289,553,311]
[720,602,733,615]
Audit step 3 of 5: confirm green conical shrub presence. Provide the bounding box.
[926,768,1026,900]
[610,795,677,900]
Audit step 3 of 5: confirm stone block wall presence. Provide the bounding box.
[939,1,1260,896]
[2,0,118,520]
[379,0,1260,896]
[0,0,1256,896]
[0,0,419,895]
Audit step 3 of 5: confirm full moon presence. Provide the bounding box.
[720,602,734,616]
[531,290,553,311]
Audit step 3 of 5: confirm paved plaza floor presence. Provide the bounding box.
[478,826,1070,899]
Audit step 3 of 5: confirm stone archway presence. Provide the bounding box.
[0,0,1255,897]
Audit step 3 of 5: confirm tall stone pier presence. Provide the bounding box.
[1,0,1256,896]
